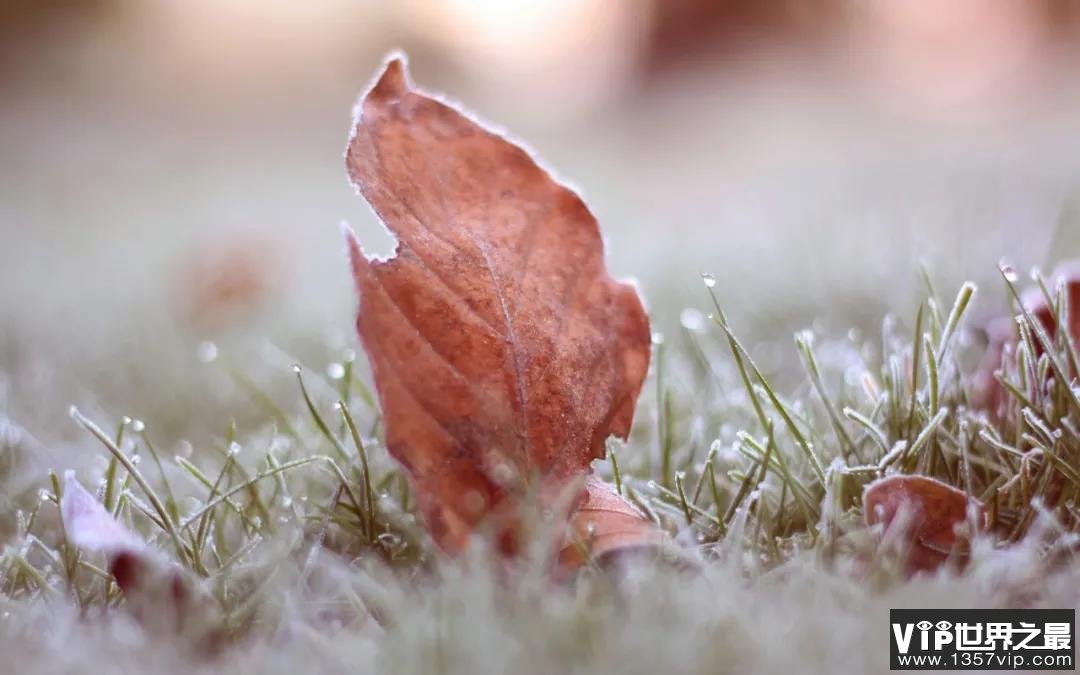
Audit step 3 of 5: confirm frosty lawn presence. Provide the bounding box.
[2,263,1079,674]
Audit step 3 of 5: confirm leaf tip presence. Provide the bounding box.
[339,221,368,278]
[367,52,411,105]
[61,470,144,554]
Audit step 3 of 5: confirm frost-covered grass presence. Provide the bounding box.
[2,265,1080,674]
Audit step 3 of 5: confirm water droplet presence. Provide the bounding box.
[675,471,686,482]
[131,419,145,433]
[333,401,344,411]
[177,440,194,459]
[1000,260,1019,282]
[121,416,133,426]
[38,489,51,502]
[281,496,293,508]
[228,442,242,456]
[291,363,302,374]
[646,480,658,491]
[130,454,141,466]
[377,532,405,553]
[68,405,79,420]
[701,273,717,288]
[196,341,218,363]
[343,349,356,363]
[651,332,665,346]
[326,362,346,380]
[679,308,706,333]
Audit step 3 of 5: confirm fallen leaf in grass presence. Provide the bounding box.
[62,470,145,557]
[61,472,222,647]
[972,314,1017,419]
[864,474,984,575]
[1025,261,1080,350]
[343,56,654,560]
[974,261,1080,417]
[555,476,670,578]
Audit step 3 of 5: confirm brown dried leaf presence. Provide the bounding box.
[975,261,1080,417]
[555,476,669,577]
[61,472,222,647]
[1026,261,1080,348]
[343,57,652,556]
[864,474,984,575]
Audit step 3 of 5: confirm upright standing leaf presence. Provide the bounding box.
[344,56,653,557]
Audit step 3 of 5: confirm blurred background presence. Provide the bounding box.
[4,0,1080,453]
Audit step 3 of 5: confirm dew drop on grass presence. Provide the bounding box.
[228,442,242,456]
[196,341,219,363]
[177,440,194,459]
[121,416,133,426]
[68,405,79,420]
[343,349,356,363]
[131,419,145,433]
[291,364,302,374]
[38,489,50,502]
[651,332,665,346]
[1000,260,1019,282]
[377,532,405,554]
[701,273,717,288]
[326,362,346,380]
